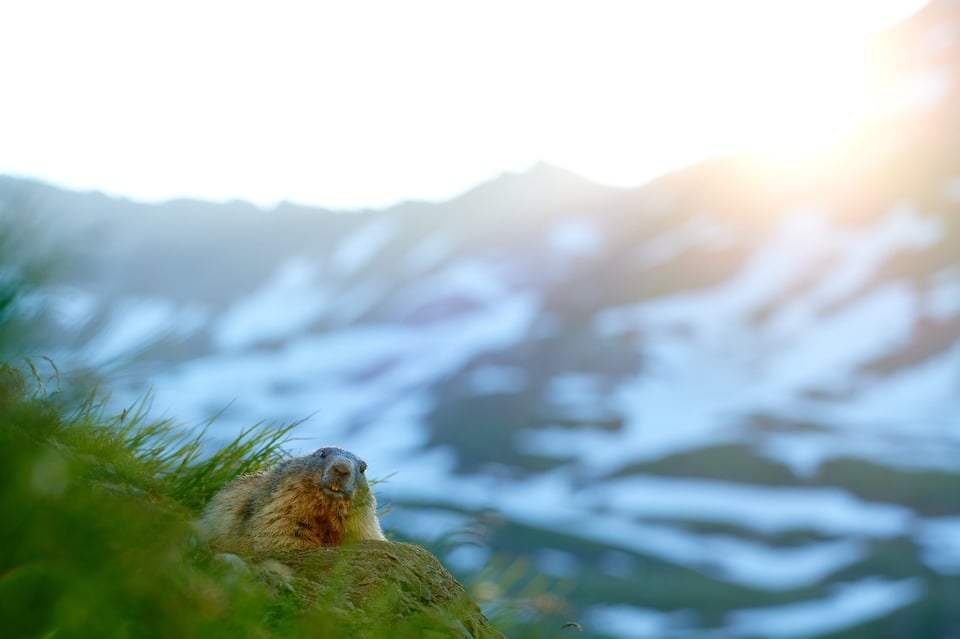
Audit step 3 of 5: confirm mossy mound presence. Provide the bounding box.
[247,541,504,638]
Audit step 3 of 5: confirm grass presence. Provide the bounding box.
[0,358,303,639]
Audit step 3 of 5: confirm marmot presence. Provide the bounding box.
[199,446,387,553]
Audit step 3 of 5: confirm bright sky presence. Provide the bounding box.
[0,1,927,210]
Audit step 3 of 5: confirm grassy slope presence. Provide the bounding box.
[0,366,517,639]
[0,364,300,638]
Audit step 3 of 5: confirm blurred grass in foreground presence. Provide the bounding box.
[0,358,299,638]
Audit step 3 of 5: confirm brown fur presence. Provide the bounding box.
[199,447,386,553]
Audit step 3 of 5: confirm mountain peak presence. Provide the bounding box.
[503,161,598,187]
[447,161,612,214]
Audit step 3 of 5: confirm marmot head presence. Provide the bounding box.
[300,446,371,501]
[199,445,386,552]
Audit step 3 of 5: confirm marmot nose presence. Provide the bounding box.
[331,460,352,479]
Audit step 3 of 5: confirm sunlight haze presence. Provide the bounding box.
[0,0,927,209]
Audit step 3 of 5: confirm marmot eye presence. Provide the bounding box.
[319,449,329,459]
[359,461,367,473]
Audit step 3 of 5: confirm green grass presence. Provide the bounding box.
[0,359,303,638]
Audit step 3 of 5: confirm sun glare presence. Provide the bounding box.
[515,1,922,189]
[724,11,875,159]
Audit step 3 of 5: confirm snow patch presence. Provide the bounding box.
[585,605,694,639]
[83,299,206,365]
[634,214,737,269]
[725,578,925,638]
[331,216,397,275]
[214,256,327,350]
[793,339,960,440]
[329,281,384,325]
[764,282,918,393]
[397,259,511,313]
[761,431,960,477]
[588,578,925,638]
[918,516,960,574]
[547,218,603,257]
[382,507,472,543]
[543,373,614,420]
[405,231,453,272]
[927,266,960,320]
[21,286,98,329]
[593,475,912,537]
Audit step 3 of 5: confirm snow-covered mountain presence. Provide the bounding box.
[4,3,960,637]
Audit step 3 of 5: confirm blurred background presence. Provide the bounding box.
[2,1,959,637]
